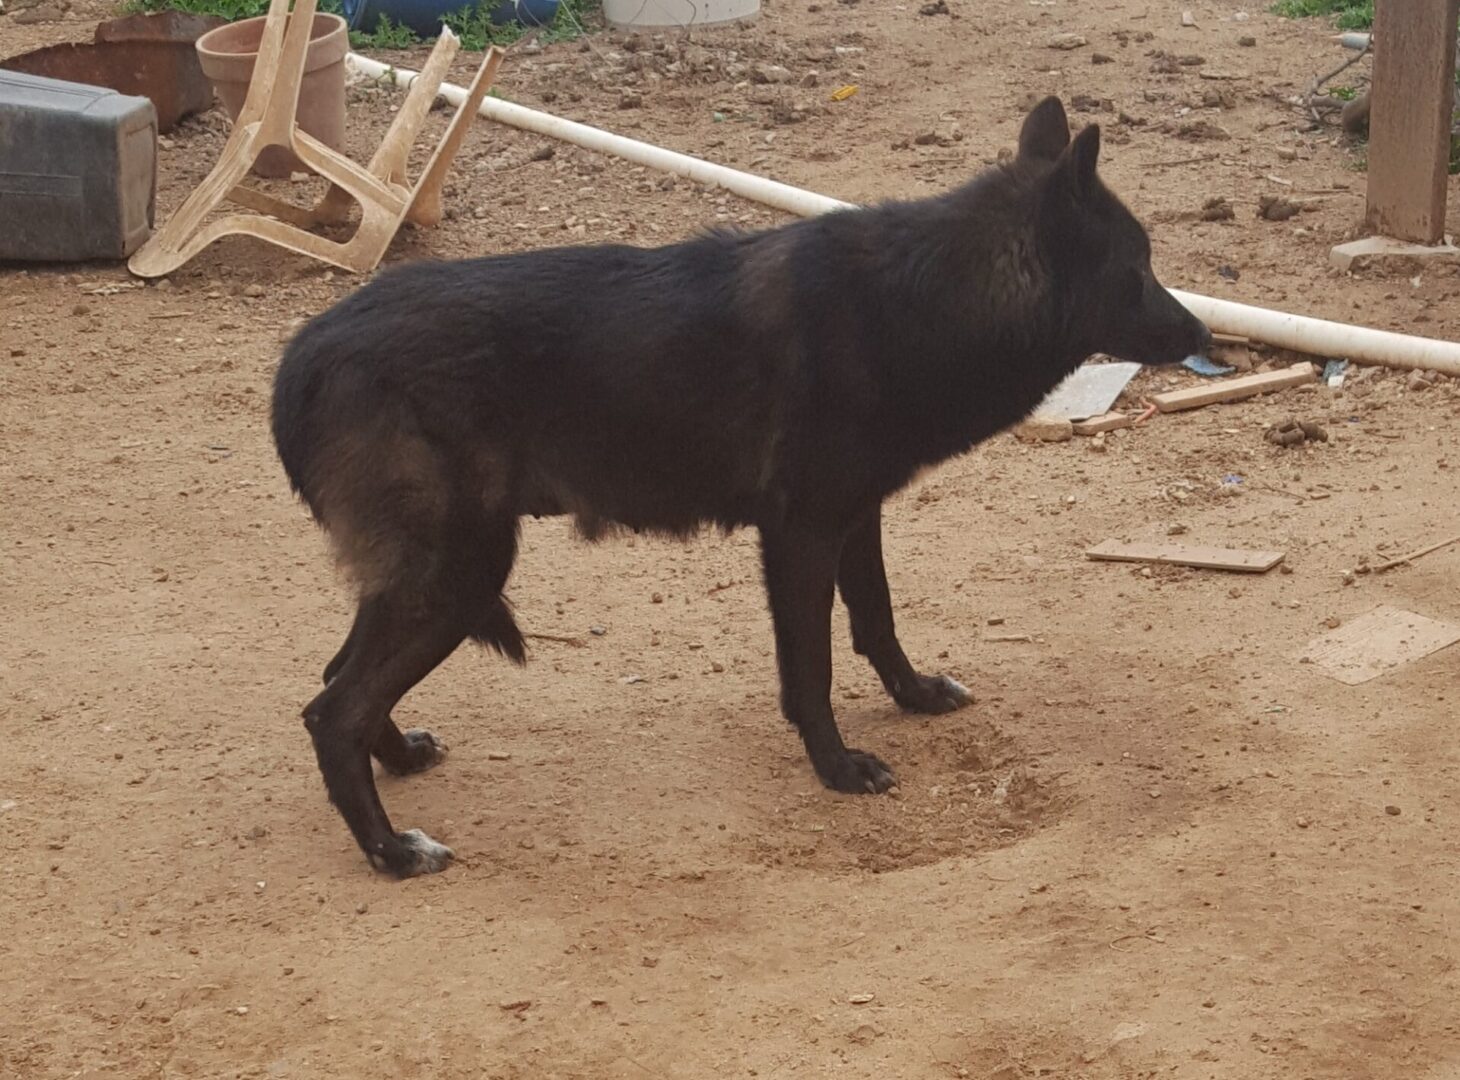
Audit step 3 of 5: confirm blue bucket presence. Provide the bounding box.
[341,0,561,36]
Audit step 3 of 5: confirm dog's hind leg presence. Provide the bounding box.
[837,505,972,715]
[760,522,897,794]
[302,588,469,877]
[323,597,449,776]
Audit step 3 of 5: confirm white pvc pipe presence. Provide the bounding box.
[1170,289,1460,375]
[347,51,851,220]
[346,52,1460,376]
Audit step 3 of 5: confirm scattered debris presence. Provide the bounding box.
[1322,358,1350,387]
[1149,362,1317,413]
[1048,32,1088,50]
[1183,355,1235,377]
[1085,540,1285,573]
[1071,410,1131,435]
[1373,532,1460,573]
[1176,119,1230,141]
[1200,196,1235,221]
[1035,360,1141,421]
[1265,418,1328,447]
[830,84,858,101]
[1257,194,1301,221]
[1407,369,1443,392]
[1014,416,1073,442]
[1296,606,1460,685]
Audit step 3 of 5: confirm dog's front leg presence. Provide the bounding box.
[837,506,973,715]
[760,522,897,794]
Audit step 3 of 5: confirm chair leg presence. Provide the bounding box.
[128,128,262,278]
[405,45,505,228]
[367,29,462,189]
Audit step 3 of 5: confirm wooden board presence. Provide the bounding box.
[1072,411,1132,435]
[1296,605,1460,685]
[1365,0,1460,244]
[1150,362,1316,413]
[1084,539,1285,573]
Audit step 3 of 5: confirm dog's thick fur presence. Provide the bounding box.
[272,97,1210,877]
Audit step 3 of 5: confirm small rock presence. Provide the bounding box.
[530,143,556,162]
[1408,369,1437,392]
[1238,35,1257,47]
[1323,616,1341,630]
[1296,816,1311,829]
[848,993,875,1005]
[1201,197,1235,222]
[619,92,643,109]
[987,616,1005,626]
[1014,416,1073,442]
[711,661,725,673]
[1092,53,1114,64]
[1178,119,1230,141]
[1167,523,1189,536]
[1385,804,1401,816]
[1180,10,1197,27]
[1048,32,1087,50]
[243,283,266,298]
[651,592,664,604]
[488,750,511,761]
[1258,195,1300,222]
[751,63,793,84]
[918,0,949,13]
[355,902,368,915]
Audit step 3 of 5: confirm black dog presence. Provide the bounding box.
[271,96,1210,877]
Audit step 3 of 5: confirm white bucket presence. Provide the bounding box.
[601,0,760,29]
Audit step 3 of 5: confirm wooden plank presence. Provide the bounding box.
[1149,362,1316,413]
[1072,411,1132,435]
[1365,0,1460,244]
[1085,539,1285,573]
[1295,605,1460,685]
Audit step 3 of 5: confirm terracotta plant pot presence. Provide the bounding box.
[194,12,348,178]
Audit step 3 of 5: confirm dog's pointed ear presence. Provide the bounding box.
[1048,122,1102,202]
[1068,122,1101,196]
[1017,96,1070,163]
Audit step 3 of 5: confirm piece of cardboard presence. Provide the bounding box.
[1035,361,1142,421]
[1084,539,1285,573]
[1296,605,1460,685]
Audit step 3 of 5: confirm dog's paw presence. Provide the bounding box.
[381,728,448,776]
[370,828,455,878]
[821,749,898,795]
[892,673,973,715]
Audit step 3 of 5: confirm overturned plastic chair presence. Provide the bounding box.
[129,0,502,278]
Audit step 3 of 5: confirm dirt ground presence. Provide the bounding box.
[4,0,1460,1076]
